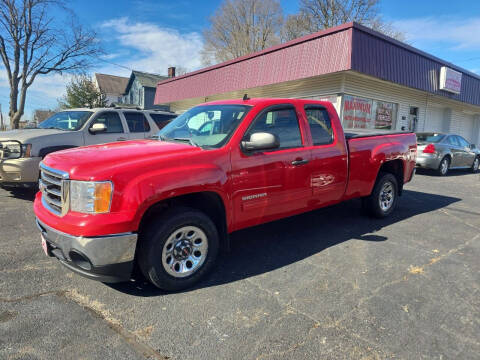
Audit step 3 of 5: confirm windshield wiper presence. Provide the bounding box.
[173,137,199,147]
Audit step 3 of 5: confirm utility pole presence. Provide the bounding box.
[0,103,3,131]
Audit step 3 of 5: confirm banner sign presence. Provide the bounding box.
[343,95,372,128]
[375,101,394,129]
[440,67,462,94]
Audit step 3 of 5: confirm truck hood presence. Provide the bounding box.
[0,128,68,143]
[43,140,203,180]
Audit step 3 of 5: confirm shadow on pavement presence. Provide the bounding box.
[107,189,460,297]
[4,187,37,201]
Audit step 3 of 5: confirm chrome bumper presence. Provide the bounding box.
[36,219,137,282]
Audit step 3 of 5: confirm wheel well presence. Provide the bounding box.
[138,192,228,247]
[378,160,404,195]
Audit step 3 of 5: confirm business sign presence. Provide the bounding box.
[375,101,394,129]
[440,67,462,94]
[343,95,372,128]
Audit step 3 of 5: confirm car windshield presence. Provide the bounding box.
[416,133,445,143]
[158,104,251,148]
[38,111,93,131]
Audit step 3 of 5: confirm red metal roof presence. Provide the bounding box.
[155,22,480,107]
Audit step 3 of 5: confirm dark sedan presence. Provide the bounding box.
[415,132,480,175]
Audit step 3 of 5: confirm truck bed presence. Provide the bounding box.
[344,128,413,139]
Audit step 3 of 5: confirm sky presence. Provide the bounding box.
[1,0,479,121]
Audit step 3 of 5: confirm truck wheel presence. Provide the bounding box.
[138,206,219,291]
[365,172,398,218]
[437,157,450,176]
[471,157,479,173]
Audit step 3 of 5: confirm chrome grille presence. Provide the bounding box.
[39,163,69,216]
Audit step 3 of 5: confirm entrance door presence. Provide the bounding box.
[408,107,418,132]
[230,106,312,229]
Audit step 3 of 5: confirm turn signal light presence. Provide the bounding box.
[94,182,113,213]
[423,144,436,154]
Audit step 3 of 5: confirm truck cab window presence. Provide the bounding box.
[305,107,334,145]
[124,112,149,133]
[246,108,302,149]
[93,112,124,133]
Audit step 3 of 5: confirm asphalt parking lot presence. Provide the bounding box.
[1,170,479,360]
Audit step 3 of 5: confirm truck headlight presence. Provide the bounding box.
[70,181,113,214]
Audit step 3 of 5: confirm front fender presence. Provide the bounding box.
[116,163,230,230]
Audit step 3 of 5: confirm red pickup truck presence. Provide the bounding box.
[34,98,417,290]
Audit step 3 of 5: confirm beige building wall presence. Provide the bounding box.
[165,70,480,145]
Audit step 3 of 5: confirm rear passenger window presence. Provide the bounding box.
[150,113,177,130]
[92,112,124,133]
[245,108,302,149]
[305,107,333,145]
[124,112,150,133]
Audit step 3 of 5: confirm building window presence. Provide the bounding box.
[342,95,397,130]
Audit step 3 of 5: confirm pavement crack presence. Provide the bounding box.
[63,289,169,360]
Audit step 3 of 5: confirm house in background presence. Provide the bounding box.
[122,70,169,110]
[34,109,55,124]
[94,73,129,106]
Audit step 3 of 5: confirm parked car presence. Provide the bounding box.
[34,98,417,291]
[0,108,176,189]
[415,132,480,175]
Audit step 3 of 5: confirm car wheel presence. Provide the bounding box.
[471,157,479,173]
[365,172,398,218]
[138,206,219,291]
[437,157,450,176]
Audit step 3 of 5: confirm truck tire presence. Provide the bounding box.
[437,156,450,176]
[138,206,219,291]
[364,172,398,218]
[471,157,479,173]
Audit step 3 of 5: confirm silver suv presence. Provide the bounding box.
[0,107,176,188]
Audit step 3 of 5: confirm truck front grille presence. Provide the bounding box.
[39,163,69,216]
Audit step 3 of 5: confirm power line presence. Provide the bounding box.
[95,57,133,71]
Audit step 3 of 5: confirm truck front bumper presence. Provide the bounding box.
[0,157,41,188]
[36,219,138,283]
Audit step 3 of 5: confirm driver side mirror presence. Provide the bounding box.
[469,144,476,150]
[241,132,279,152]
[89,123,107,134]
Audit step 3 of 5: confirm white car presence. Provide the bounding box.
[0,107,176,188]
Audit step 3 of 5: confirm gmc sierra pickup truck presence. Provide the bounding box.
[34,98,417,291]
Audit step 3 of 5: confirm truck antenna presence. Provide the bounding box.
[242,94,250,101]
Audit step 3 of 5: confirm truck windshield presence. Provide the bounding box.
[38,111,93,131]
[158,104,251,148]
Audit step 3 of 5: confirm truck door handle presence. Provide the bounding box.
[291,159,309,166]
[117,137,127,141]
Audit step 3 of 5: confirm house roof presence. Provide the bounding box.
[95,73,129,95]
[125,70,168,93]
[154,22,480,107]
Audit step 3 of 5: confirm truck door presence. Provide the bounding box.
[124,112,151,139]
[303,105,348,207]
[85,111,128,145]
[231,105,312,229]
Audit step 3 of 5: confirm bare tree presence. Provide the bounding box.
[201,0,283,65]
[0,0,100,129]
[282,0,404,41]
